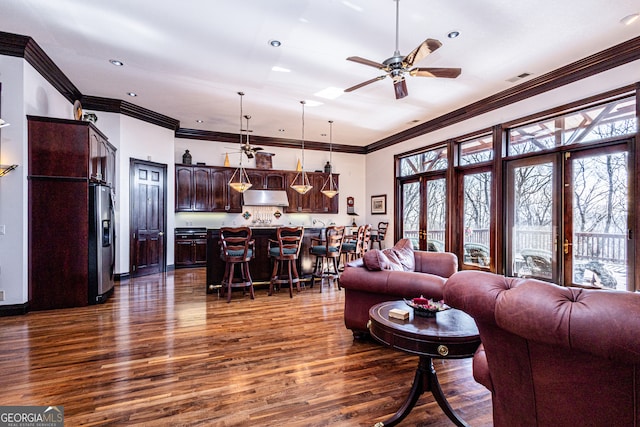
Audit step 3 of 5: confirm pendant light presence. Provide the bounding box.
[290,100,313,194]
[228,92,252,193]
[321,120,339,198]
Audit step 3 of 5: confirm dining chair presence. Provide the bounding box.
[370,221,389,250]
[341,224,371,266]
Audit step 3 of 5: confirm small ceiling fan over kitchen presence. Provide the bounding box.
[344,0,461,99]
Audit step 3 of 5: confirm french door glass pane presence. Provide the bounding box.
[426,179,446,251]
[571,152,628,290]
[463,172,491,266]
[402,181,420,249]
[512,162,554,280]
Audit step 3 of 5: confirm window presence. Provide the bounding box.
[399,146,448,177]
[508,96,636,156]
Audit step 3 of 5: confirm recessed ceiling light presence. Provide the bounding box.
[272,66,291,73]
[127,92,137,97]
[620,13,639,25]
[109,59,124,66]
[268,39,281,47]
[196,119,203,123]
[278,129,285,132]
[447,30,460,39]
[314,87,344,100]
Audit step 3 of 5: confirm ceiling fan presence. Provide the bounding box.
[238,115,263,159]
[344,0,461,99]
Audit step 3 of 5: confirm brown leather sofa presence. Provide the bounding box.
[444,270,640,427]
[340,239,458,337]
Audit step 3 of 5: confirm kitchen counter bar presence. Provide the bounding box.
[205,227,324,294]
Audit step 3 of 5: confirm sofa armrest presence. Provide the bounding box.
[414,251,458,278]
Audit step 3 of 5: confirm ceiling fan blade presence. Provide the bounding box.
[347,56,386,69]
[394,79,408,99]
[253,146,264,152]
[344,75,387,92]
[409,67,462,78]
[404,39,442,67]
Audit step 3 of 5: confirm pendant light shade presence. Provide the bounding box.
[229,92,252,193]
[290,101,313,195]
[321,120,339,198]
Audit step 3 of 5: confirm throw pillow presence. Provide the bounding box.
[363,249,403,271]
[392,238,415,272]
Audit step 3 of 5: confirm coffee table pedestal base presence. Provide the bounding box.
[374,355,469,427]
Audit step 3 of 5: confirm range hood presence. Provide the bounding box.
[242,189,290,207]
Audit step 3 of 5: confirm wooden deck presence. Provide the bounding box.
[0,268,492,426]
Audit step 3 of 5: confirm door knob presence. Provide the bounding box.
[563,239,572,254]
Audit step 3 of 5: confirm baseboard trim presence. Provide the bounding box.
[0,303,29,316]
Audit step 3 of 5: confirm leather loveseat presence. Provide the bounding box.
[340,239,458,337]
[444,270,640,427]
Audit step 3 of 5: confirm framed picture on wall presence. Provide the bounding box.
[371,194,386,215]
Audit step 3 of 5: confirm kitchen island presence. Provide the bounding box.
[206,227,325,294]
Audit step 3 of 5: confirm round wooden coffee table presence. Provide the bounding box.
[368,300,481,427]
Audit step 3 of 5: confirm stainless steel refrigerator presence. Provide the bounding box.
[88,183,115,304]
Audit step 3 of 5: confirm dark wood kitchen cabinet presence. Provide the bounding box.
[284,171,338,214]
[210,167,242,212]
[175,165,337,213]
[246,170,286,190]
[175,165,241,212]
[175,165,211,211]
[27,115,116,311]
[175,228,208,268]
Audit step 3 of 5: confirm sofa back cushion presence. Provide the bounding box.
[363,239,415,272]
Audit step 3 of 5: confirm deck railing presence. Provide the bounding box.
[403,228,627,264]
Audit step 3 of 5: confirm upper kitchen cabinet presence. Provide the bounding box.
[175,165,213,212]
[210,167,242,212]
[28,116,116,192]
[246,170,286,190]
[175,165,241,212]
[284,171,338,214]
[176,165,337,213]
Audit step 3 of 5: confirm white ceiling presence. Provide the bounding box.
[2,0,639,147]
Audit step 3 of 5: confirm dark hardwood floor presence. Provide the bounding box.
[0,268,492,426]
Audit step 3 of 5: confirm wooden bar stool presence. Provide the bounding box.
[219,227,255,303]
[341,224,371,267]
[268,226,304,298]
[309,225,345,291]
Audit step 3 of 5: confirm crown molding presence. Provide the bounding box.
[0,31,82,103]
[175,128,366,154]
[81,96,180,130]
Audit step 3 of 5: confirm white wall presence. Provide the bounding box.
[0,57,72,306]
[173,138,366,230]
[365,59,640,243]
[92,112,176,274]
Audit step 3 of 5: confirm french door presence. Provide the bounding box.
[400,176,446,251]
[506,143,630,290]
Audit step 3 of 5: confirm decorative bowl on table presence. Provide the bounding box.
[404,296,450,318]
